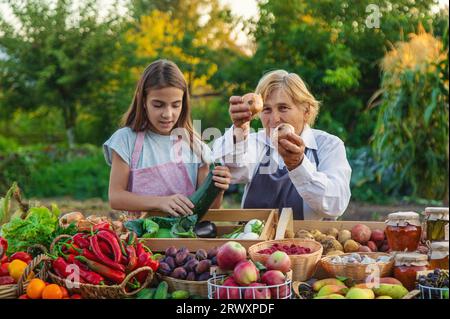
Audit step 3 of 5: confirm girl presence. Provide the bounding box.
[103,59,231,216]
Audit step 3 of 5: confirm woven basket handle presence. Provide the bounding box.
[17,254,52,296]
[50,234,72,254]
[119,266,153,297]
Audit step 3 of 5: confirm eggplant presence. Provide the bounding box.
[194,221,217,238]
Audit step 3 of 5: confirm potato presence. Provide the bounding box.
[326,227,339,239]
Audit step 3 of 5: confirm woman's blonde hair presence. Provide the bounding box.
[255,70,320,126]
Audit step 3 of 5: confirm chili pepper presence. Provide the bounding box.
[73,261,105,285]
[72,233,90,249]
[52,257,72,278]
[98,239,114,257]
[135,242,151,256]
[0,276,15,285]
[81,248,101,262]
[75,256,126,284]
[147,258,160,272]
[127,232,137,247]
[90,235,125,272]
[0,263,10,276]
[10,252,32,264]
[0,237,7,258]
[101,228,128,257]
[0,255,7,264]
[125,246,137,273]
[63,243,83,255]
[97,230,122,263]
[93,222,111,231]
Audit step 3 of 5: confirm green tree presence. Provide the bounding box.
[217,0,439,146]
[0,0,126,146]
[371,25,449,202]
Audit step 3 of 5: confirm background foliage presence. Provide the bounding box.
[0,0,448,205]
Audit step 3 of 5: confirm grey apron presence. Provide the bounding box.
[243,146,319,220]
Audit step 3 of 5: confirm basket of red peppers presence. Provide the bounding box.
[46,225,158,299]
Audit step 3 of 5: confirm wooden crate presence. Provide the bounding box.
[274,208,386,240]
[275,209,387,280]
[140,209,278,252]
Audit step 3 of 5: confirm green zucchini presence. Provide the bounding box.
[189,163,221,220]
[154,281,169,299]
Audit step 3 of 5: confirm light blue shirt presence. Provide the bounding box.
[103,127,210,187]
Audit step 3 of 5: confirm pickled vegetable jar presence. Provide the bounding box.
[423,207,449,242]
[394,253,428,291]
[385,212,422,252]
[429,241,449,270]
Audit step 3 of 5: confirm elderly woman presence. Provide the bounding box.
[213,70,352,220]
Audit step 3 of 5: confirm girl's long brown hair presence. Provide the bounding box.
[121,59,206,163]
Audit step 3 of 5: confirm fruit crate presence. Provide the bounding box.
[140,209,278,252]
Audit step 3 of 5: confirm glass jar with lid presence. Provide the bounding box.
[423,207,449,242]
[429,241,449,270]
[385,212,422,252]
[394,252,429,291]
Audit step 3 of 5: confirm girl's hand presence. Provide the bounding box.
[212,166,232,191]
[157,194,194,217]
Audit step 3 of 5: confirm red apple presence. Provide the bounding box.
[244,283,271,299]
[367,241,378,252]
[266,251,291,273]
[217,241,247,271]
[216,277,241,299]
[351,224,372,244]
[370,229,385,242]
[261,270,286,286]
[233,261,259,286]
[271,284,291,299]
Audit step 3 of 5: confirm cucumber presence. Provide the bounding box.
[136,288,156,299]
[153,281,169,299]
[171,290,190,299]
[189,163,221,220]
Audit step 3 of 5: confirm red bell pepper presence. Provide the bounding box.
[0,255,7,264]
[10,252,32,264]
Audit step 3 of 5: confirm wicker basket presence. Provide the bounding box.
[48,266,154,299]
[0,248,49,299]
[159,274,209,297]
[248,239,323,281]
[320,252,394,282]
[47,234,154,299]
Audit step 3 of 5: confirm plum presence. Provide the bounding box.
[195,259,211,274]
[186,271,196,281]
[165,256,175,269]
[195,249,208,261]
[158,262,171,276]
[197,272,211,281]
[165,246,178,257]
[207,247,218,259]
[171,267,187,280]
[184,259,199,272]
[175,251,189,266]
